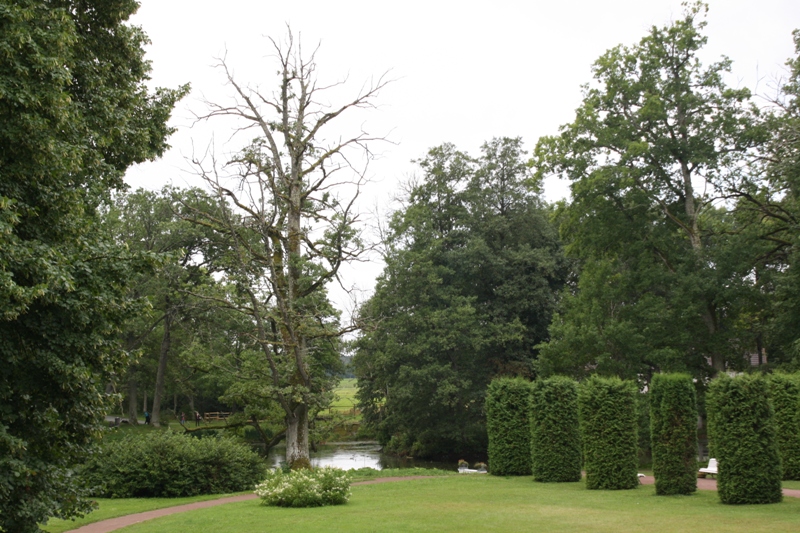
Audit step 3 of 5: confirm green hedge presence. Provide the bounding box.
[707,373,782,504]
[486,377,532,475]
[578,375,638,490]
[768,373,800,481]
[82,431,267,498]
[650,373,697,495]
[530,376,581,482]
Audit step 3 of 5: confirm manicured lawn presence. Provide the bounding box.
[783,480,800,490]
[110,476,800,533]
[41,493,246,533]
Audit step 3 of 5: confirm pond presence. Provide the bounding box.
[264,441,457,471]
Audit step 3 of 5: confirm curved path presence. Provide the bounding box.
[66,476,434,533]
[67,475,800,533]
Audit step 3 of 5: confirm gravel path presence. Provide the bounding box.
[65,475,800,533]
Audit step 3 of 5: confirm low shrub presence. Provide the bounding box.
[578,375,638,490]
[255,466,350,507]
[82,430,267,498]
[650,373,697,495]
[707,373,782,504]
[486,377,532,475]
[530,376,581,482]
[768,373,800,480]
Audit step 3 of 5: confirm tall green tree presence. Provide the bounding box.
[0,1,185,530]
[354,138,567,458]
[535,2,769,380]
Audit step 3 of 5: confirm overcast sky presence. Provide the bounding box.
[125,0,799,318]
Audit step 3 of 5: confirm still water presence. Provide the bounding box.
[264,441,456,471]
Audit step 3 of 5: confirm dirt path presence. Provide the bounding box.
[65,476,437,533]
[66,475,800,533]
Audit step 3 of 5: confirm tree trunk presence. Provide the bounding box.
[127,372,139,425]
[143,388,147,413]
[151,309,172,427]
[285,404,310,467]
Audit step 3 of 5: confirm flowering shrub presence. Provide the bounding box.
[254,466,351,507]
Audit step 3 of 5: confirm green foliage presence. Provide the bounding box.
[485,378,532,476]
[767,373,800,480]
[0,1,185,530]
[254,467,350,507]
[706,374,782,504]
[530,376,582,482]
[355,138,567,458]
[578,376,638,490]
[649,373,697,495]
[82,431,266,498]
[534,2,773,380]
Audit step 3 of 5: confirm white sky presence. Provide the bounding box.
[125,0,800,319]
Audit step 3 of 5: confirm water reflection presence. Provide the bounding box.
[265,441,456,471]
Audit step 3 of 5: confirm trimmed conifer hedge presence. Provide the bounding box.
[530,376,581,482]
[706,373,782,504]
[578,375,638,490]
[486,377,532,475]
[649,373,697,495]
[768,373,800,480]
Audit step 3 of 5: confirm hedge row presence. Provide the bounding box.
[578,376,639,490]
[486,377,532,475]
[768,373,800,480]
[707,374,782,504]
[82,431,267,498]
[530,376,582,482]
[650,373,697,495]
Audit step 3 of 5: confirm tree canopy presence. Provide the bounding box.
[534,2,783,382]
[0,1,185,530]
[354,138,567,458]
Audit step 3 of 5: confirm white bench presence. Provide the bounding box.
[699,458,718,478]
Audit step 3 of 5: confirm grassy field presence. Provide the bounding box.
[329,378,359,414]
[92,476,800,533]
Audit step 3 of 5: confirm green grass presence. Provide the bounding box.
[349,467,454,482]
[103,476,800,533]
[41,493,247,533]
[330,378,359,414]
[783,480,800,490]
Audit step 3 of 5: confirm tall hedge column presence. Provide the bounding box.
[650,373,697,495]
[486,377,532,475]
[707,374,782,504]
[768,373,800,480]
[578,376,639,490]
[530,376,582,482]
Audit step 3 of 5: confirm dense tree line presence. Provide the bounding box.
[4,1,800,527]
[354,3,800,459]
[354,138,567,458]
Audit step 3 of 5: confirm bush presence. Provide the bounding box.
[486,377,532,475]
[707,373,782,504]
[578,375,638,490]
[530,376,581,482]
[650,373,697,495]
[82,431,267,498]
[255,467,350,507]
[768,373,800,480]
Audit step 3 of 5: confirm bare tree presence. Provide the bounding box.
[184,31,389,466]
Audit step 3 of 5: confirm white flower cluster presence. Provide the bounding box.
[254,466,351,507]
